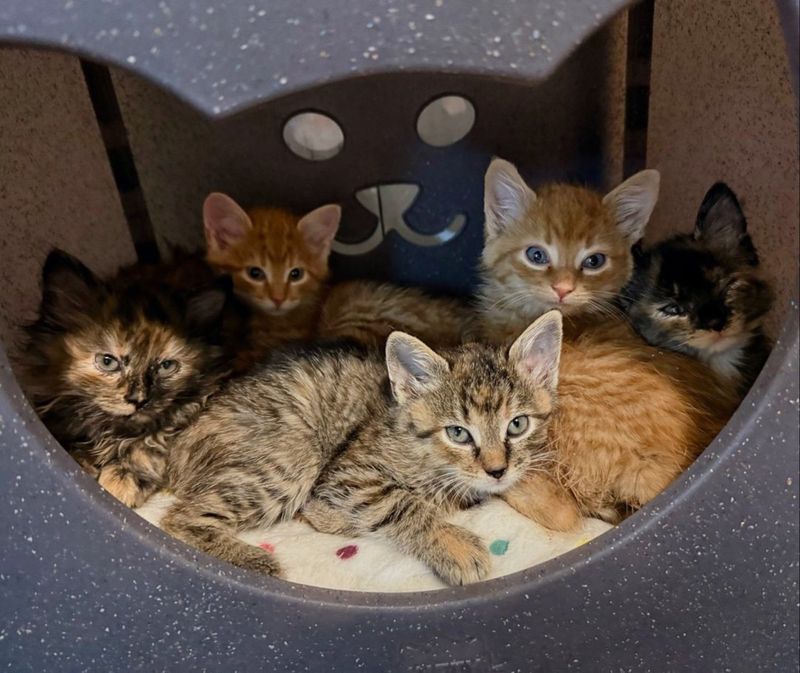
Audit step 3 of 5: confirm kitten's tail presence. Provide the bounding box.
[161,498,281,577]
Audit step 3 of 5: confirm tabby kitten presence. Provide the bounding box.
[622,182,773,394]
[18,250,233,507]
[478,157,660,341]
[203,192,341,356]
[162,314,562,585]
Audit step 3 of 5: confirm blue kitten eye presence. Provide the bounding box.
[659,303,685,316]
[288,267,304,282]
[158,359,180,376]
[94,353,121,373]
[525,246,550,266]
[506,415,529,437]
[247,267,265,281]
[445,425,473,444]
[581,253,607,270]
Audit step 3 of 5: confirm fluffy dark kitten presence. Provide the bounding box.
[622,183,773,394]
[18,249,237,507]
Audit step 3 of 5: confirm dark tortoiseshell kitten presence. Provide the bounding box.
[622,183,774,394]
[18,249,239,507]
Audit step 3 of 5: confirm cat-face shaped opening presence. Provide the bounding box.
[481,157,660,319]
[203,192,341,315]
[385,311,562,497]
[30,250,230,435]
[624,183,774,360]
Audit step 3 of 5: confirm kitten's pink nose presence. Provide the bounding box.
[270,295,285,307]
[551,282,575,302]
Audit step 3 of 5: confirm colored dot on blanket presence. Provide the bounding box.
[259,542,275,553]
[489,539,509,556]
[336,544,358,560]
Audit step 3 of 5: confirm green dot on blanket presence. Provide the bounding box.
[489,539,509,556]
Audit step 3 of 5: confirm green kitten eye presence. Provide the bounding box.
[659,303,685,316]
[506,415,530,437]
[158,359,180,376]
[247,267,266,281]
[288,267,304,282]
[445,425,472,444]
[94,353,121,373]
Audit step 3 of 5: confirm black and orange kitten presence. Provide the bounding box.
[622,183,774,394]
[18,250,236,507]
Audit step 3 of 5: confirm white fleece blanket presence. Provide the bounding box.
[137,493,612,592]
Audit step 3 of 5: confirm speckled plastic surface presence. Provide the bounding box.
[0,1,798,671]
[0,0,630,116]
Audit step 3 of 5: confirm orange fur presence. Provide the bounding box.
[204,195,340,366]
[318,280,472,348]
[503,319,738,526]
[478,158,659,341]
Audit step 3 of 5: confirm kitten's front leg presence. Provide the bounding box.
[97,444,166,508]
[503,471,582,532]
[332,487,490,586]
[97,463,150,507]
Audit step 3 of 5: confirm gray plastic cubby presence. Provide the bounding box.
[0,1,797,671]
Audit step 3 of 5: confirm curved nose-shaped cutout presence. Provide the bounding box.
[416,95,476,147]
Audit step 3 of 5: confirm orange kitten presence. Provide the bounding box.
[203,193,341,359]
[502,318,738,528]
[478,158,660,341]
[318,280,472,349]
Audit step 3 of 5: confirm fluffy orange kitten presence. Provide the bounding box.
[203,193,341,359]
[204,193,468,360]
[502,318,738,528]
[478,158,660,341]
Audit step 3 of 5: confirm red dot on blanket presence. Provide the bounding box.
[336,544,358,560]
[259,542,275,553]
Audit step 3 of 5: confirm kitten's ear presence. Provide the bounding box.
[203,192,252,252]
[484,157,537,239]
[297,204,341,260]
[185,276,232,330]
[385,331,449,404]
[603,169,660,242]
[694,182,757,263]
[508,310,563,393]
[40,249,101,326]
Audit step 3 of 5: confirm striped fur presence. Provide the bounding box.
[162,315,562,585]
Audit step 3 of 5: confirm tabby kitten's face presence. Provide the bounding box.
[480,158,660,320]
[386,312,563,496]
[203,193,341,315]
[623,183,773,357]
[24,251,231,438]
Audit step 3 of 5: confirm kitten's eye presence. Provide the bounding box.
[288,267,304,282]
[158,359,180,376]
[659,303,685,317]
[246,267,266,281]
[94,353,121,373]
[445,426,472,444]
[525,246,550,266]
[506,415,530,437]
[581,253,607,270]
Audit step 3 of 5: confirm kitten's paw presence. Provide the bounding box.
[72,450,100,478]
[432,525,490,586]
[503,473,581,532]
[98,465,145,508]
[235,547,282,577]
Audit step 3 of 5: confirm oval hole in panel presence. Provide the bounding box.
[283,112,344,161]
[416,95,476,147]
